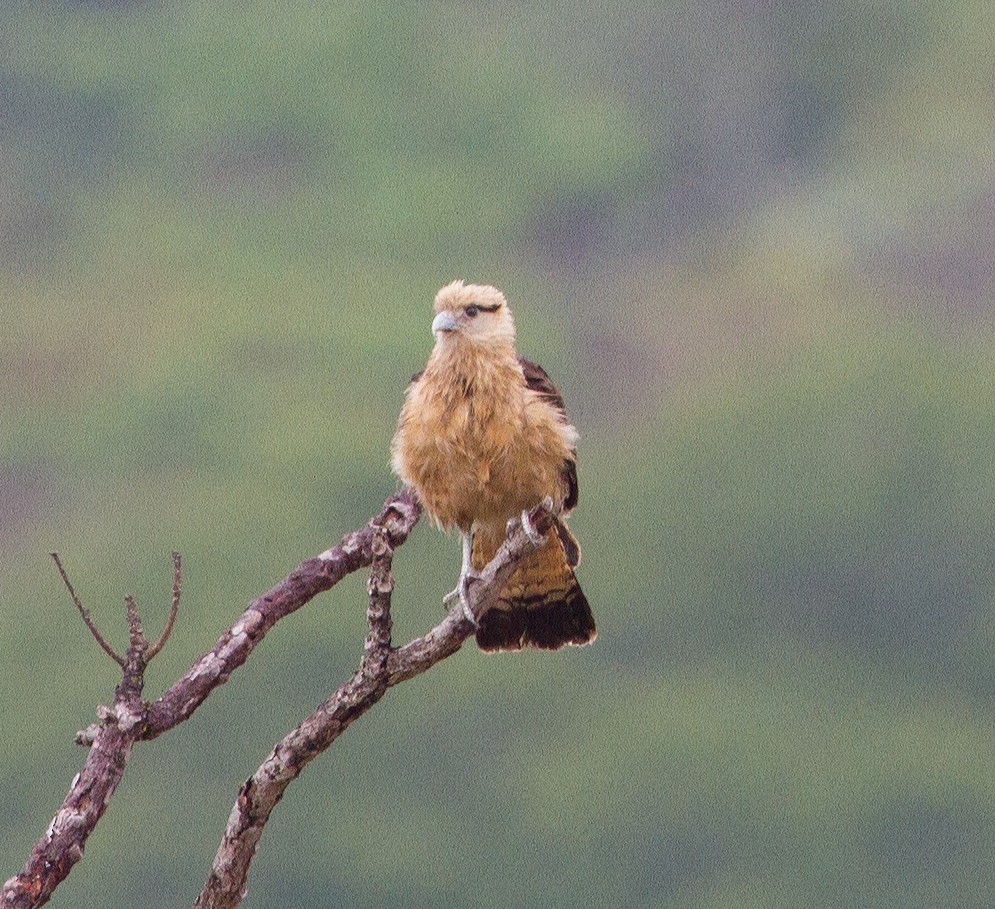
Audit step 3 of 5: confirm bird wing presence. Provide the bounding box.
[518,354,566,411]
[518,355,579,513]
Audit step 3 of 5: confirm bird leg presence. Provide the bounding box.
[446,502,552,625]
[443,531,479,625]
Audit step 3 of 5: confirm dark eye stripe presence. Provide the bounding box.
[465,303,501,315]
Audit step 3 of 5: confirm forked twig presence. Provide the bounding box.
[148,552,181,659]
[7,491,553,909]
[50,553,125,667]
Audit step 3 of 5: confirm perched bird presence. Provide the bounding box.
[391,280,596,652]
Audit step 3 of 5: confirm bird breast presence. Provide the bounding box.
[392,351,573,534]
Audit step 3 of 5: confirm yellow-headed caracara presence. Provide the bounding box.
[392,280,596,652]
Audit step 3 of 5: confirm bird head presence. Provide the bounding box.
[431,280,516,349]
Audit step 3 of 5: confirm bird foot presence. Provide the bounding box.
[519,501,552,548]
[443,573,480,626]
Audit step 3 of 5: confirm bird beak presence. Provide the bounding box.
[431,311,459,337]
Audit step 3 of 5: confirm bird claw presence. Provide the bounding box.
[460,595,478,627]
[509,497,555,546]
[520,508,546,547]
[444,504,551,628]
[444,573,480,626]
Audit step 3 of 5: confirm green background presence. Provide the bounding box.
[3,2,994,906]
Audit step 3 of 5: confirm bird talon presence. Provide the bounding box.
[444,572,480,626]
[460,591,478,627]
[521,509,546,547]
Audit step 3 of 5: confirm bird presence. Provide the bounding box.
[391,280,596,652]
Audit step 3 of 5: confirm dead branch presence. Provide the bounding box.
[2,490,420,909]
[140,487,422,740]
[50,552,125,667]
[192,501,554,909]
[3,488,551,909]
[3,563,164,907]
[147,552,181,659]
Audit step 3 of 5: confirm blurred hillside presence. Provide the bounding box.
[3,2,995,908]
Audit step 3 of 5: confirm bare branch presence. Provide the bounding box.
[192,531,400,909]
[4,490,421,909]
[141,487,422,739]
[3,580,151,909]
[190,499,553,909]
[5,490,549,909]
[50,552,124,667]
[147,552,181,659]
[363,527,394,666]
[2,711,140,907]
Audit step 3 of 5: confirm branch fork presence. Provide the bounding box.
[5,491,557,909]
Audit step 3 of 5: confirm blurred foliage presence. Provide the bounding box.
[3,1,995,907]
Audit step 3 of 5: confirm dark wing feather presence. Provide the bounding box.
[518,355,565,411]
[518,355,579,512]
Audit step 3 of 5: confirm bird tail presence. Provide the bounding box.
[472,522,596,652]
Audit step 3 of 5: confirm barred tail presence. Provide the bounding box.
[472,524,596,652]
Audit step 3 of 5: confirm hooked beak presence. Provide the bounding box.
[431,311,458,337]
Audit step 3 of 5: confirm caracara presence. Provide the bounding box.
[391,280,596,652]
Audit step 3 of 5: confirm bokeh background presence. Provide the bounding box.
[3,2,995,907]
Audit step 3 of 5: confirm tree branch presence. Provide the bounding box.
[140,487,421,740]
[4,488,551,909]
[191,528,399,909]
[191,500,554,909]
[147,552,181,659]
[3,570,156,907]
[3,490,421,909]
[50,552,125,667]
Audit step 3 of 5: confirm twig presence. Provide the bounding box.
[50,553,124,667]
[123,596,146,656]
[148,552,181,659]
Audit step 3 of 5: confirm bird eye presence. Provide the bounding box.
[465,305,480,318]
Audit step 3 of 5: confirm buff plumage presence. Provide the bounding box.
[392,280,595,652]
